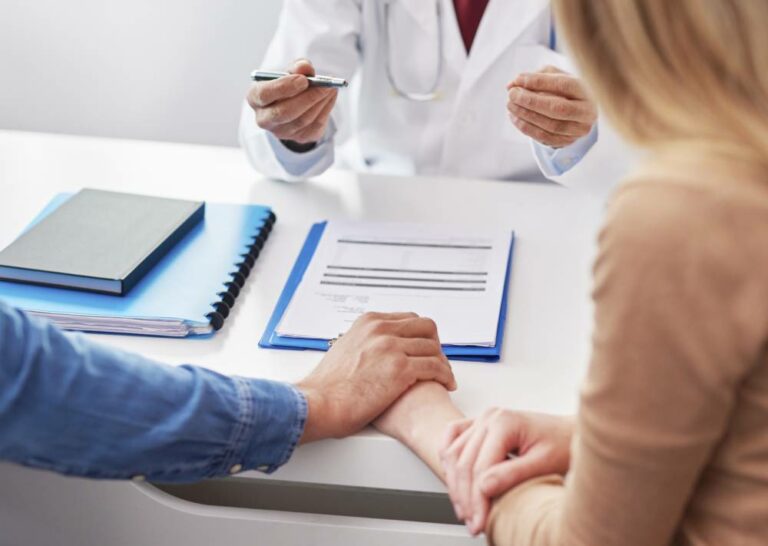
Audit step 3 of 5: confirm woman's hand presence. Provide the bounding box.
[440,410,574,535]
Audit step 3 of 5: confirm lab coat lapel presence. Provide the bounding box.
[461,0,550,88]
[441,0,471,78]
[395,0,436,30]
[392,0,435,31]
[393,0,468,82]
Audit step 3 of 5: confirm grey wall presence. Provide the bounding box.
[0,0,283,146]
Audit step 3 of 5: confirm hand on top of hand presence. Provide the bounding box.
[296,312,456,444]
[440,409,574,536]
[507,65,597,149]
[247,58,337,147]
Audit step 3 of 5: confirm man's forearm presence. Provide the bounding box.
[0,303,305,481]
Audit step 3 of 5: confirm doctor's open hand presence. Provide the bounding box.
[507,66,597,149]
[247,59,338,149]
[296,312,457,444]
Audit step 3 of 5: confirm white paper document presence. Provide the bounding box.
[276,221,513,346]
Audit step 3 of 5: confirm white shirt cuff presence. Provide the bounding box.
[265,119,337,178]
[532,124,599,178]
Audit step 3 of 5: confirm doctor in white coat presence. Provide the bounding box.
[239,0,600,182]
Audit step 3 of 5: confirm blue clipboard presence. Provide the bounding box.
[0,193,276,337]
[260,222,515,362]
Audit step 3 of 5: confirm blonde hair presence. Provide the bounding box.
[553,0,768,164]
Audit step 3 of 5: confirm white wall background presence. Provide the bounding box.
[0,0,283,147]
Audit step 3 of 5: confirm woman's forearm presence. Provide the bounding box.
[375,382,464,481]
[404,402,464,480]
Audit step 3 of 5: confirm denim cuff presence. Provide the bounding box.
[225,378,308,475]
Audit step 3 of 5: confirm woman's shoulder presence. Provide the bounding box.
[604,159,768,256]
[593,158,768,387]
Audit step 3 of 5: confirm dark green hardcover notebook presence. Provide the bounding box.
[0,189,204,295]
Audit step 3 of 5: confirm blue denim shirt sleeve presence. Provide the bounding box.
[0,302,307,482]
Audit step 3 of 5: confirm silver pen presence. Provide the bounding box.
[250,70,349,88]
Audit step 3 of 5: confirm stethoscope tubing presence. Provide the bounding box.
[381,0,558,102]
[382,0,444,101]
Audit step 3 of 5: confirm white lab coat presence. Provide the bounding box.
[240,0,615,184]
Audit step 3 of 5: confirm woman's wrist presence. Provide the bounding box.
[408,400,464,445]
[374,381,464,480]
[376,382,459,441]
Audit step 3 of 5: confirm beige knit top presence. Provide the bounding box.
[487,154,768,546]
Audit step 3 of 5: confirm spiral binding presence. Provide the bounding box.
[205,210,277,330]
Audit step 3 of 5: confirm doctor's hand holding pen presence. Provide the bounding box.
[247,59,338,151]
[506,66,598,149]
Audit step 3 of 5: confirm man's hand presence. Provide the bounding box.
[507,66,597,148]
[296,312,457,444]
[440,410,574,536]
[246,59,338,147]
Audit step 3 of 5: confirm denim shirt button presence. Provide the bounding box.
[228,464,243,475]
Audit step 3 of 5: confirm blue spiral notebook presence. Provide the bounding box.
[0,193,276,337]
[260,222,515,362]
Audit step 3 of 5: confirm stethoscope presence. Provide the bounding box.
[382,0,444,102]
[382,0,559,103]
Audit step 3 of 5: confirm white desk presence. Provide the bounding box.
[0,130,603,545]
